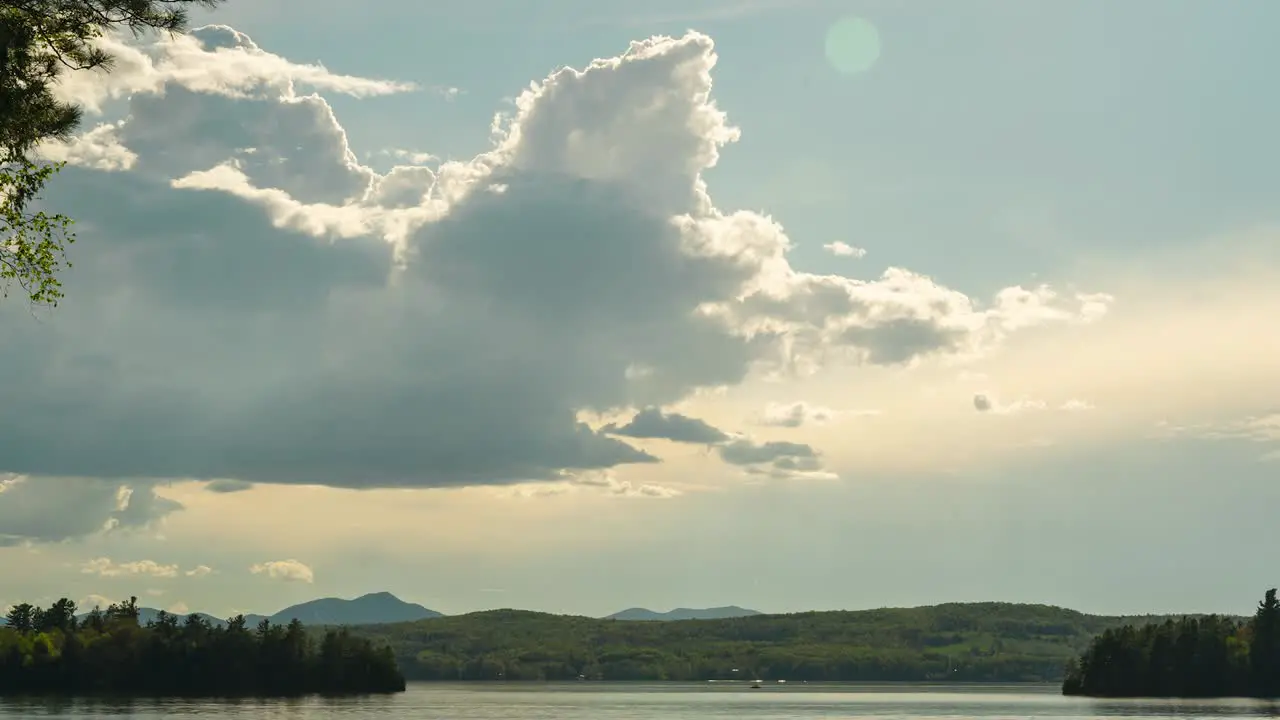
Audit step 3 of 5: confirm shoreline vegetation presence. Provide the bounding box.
[6,591,1276,697]
[1062,588,1280,698]
[0,596,405,697]
[344,603,1193,683]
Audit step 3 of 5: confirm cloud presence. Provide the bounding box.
[0,28,1105,496]
[717,437,835,480]
[598,406,840,480]
[78,594,116,611]
[972,393,1048,415]
[185,565,214,578]
[718,438,816,465]
[35,122,137,171]
[757,401,863,428]
[1213,413,1280,442]
[53,24,422,114]
[571,470,682,498]
[80,558,179,579]
[1158,412,1280,462]
[167,601,190,615]
[1060,399,1095,411]
[503,470,682,499]
[0,475,181,546]
[249,559,314,583]
[205,479,253,494]
[602,407,730,444]
[822,241,866,258]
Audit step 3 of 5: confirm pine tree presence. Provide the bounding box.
[2,0,224,305]
[1251,588,1280,697]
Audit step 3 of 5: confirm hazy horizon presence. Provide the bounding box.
[37,590,1266,622]
[3,0,1277,622]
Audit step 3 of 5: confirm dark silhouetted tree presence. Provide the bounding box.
[1064,588,1279,698]
[2,0,224,305]
[1251,588,1280,696]
[0,593,405,696]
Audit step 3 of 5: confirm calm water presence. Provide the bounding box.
[3,683,1279,719]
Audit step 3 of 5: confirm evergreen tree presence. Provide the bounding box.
[0,594,405,696]
[2,0,224,305]
[1251,588,1280,696]
[1063,588,1279,698]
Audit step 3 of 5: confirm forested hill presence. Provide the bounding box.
[347,602,1204,682]
[1062,588,1280,698]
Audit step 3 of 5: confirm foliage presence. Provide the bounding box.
[0,595,406,696]
[344,602,1196,682]
[1,158,73,305]
[1062,587,1280,698]
[0,0,223,304]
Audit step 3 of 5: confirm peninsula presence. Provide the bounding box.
[1062,588,1280,698]
[0,596,405,696]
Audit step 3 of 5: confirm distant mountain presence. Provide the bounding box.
[268,591,442,626]
[73,606,226,627]
[139,607,225,627]
[606,606,762,621]
[64,591,440,628]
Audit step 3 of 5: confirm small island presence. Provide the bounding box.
[0,596,405,696]
[1063,588,1280,698]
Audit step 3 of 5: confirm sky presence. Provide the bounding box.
[2,0,1278,620]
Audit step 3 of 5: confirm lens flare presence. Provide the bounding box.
[825,16,881,75]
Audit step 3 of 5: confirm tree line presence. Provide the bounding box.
[344,603,1182,682]
[1,595,405,696]
[1063,588,1280,697]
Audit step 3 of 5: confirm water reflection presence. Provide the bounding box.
[2,687,1279,719]
[0,692,399,717]
[1089,698,1280,717]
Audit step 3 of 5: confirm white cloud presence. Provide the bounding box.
[503,470,682,499]
[81,557,179,579]
[0,27,1107,506]
[758,401,868,427]
[249,559,314,583]
[35,122,137,171]
[185,564,215,578]
[54,25,422,114]
[822,241,866,258]
[571,470,682,498]
[78,594,116,611]
[167,601,190,615]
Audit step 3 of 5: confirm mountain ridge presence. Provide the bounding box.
[60,591,442,628]
[32,596,769,626]
[606,605,761,621]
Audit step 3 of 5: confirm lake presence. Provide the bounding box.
[2,683,1278,719]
